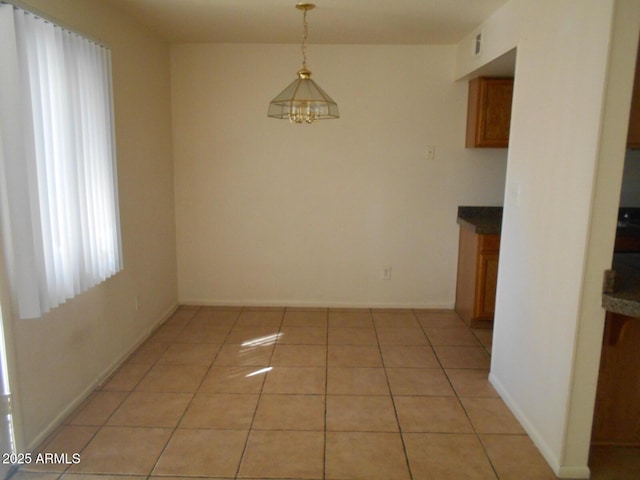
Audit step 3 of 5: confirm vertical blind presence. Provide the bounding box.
[0,4,122,319]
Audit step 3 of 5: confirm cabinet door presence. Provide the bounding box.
[476,251,499,318]
[455,227,479,324]
[466,77,514,148]
[591,312,640,445]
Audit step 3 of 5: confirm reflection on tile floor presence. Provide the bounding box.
[10,306,632,480]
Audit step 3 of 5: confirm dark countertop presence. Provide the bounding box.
[602,254,640,318]
[457,206,640,238]
[456,206,640,316]
[457,206,503,235]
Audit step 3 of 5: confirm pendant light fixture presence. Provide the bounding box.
[268,3,339,124]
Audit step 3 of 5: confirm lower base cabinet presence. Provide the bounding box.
[455,227,500,328]
[591,312,640,446]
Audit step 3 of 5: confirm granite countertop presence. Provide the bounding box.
[602,254,640,318]
[457,206,503,235]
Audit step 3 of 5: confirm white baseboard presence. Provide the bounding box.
[488,373,590,479]
[556,465,592,478]
[179,298,456,310]
[26,303,178,452]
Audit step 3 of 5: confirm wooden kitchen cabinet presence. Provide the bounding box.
[614,233,640,252]
[466,77,514,148]
[591,312,640,446]
[455,227,500,327]
[627,44,640,149]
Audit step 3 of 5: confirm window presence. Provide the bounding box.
[0,4,122,319]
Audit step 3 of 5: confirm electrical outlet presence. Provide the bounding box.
[425,145,436,160]
[382,265,392,280]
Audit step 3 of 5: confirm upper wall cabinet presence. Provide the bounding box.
[466,77,514,148]
[627,46,640,149]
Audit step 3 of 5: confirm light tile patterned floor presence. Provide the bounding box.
[12,306,618,480]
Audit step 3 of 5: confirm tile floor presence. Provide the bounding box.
[8,306,595,479]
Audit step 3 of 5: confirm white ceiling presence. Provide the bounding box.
[107,0,509,45]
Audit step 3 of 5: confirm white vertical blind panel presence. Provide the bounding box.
[0,5,122,319]
[0,4,44,318]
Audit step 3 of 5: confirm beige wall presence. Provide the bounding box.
[3,0,178,449]
[172,43,508,308]
[456,0,640,477]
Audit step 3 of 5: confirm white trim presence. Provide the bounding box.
[557,465,592,479]
[178,298,456,310]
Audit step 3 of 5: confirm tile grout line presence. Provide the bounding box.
[414,307,500,472]
[37,306,204,480]
[31,307,190,478]
[437,310,501,480]
[470,326,493,356]
[144,305,215,478]
[233,305,286,480]
[412,307,483,454]
[146,305,240,478]
[323,307,329,480]
[374,308,415,480]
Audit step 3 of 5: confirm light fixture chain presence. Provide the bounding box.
[301,7,308,69]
